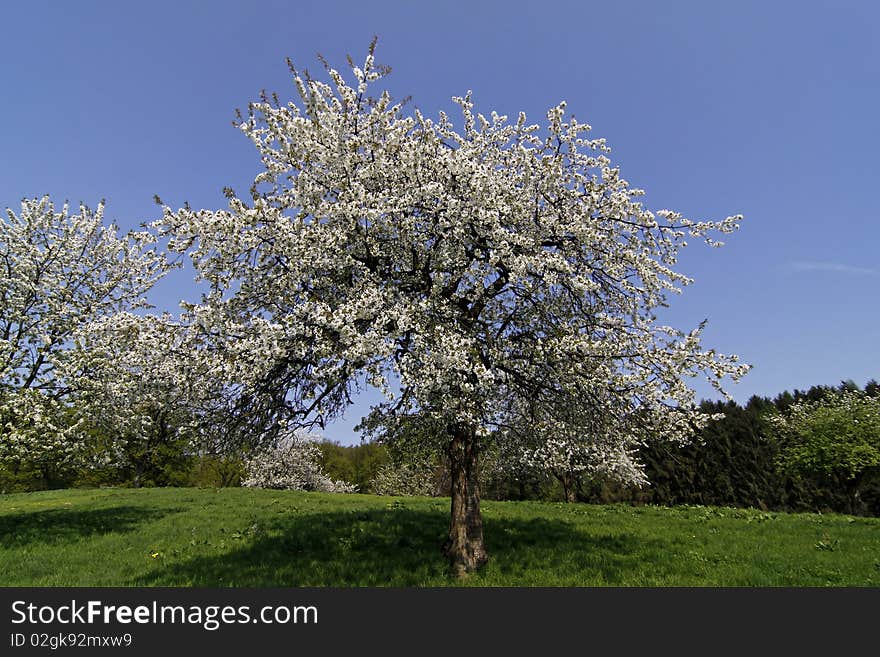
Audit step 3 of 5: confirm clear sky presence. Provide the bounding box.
[2,1,877,445]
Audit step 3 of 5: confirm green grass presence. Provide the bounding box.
[1,487,878,586]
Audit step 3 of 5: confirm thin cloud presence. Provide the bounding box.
[788,261,879,276]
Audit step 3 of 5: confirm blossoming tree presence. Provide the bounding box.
[242,429,356,493]
[0,196,169,471]
[65,311,232,486]
[160,42,749,573]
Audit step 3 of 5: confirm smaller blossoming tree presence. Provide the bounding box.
[0,196,170,471]
[242,430,356,493]
[501,390,655,502]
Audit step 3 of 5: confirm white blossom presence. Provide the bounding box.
[159,47,747,449]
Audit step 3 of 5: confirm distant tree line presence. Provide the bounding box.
[3,378,877,518]
[316,379,880,517]
[636,379,880,516]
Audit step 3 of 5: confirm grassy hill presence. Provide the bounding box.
[1,487,878,586]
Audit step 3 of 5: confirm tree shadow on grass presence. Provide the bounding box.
[0,506,183,549]
[129,507,670,587]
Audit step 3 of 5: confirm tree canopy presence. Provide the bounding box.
[158,42,749,572]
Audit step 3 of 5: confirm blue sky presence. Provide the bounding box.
[2,1,877,445]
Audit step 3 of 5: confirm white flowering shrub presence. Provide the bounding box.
[243,431,357,493]
[158,42,748,572]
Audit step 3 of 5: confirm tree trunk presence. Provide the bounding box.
[40,464,52,491]
[133,462,143,489]
[846,474,865,516]
[556,471,577,503]
[444,424,488,576]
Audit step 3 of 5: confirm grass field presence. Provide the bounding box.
[1,487,878,586]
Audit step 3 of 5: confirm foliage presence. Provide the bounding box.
[478,437,549,502]
[180,455,245,488]
[317,440,389,493]
[770,390,880,513]
[594,380,880,516]
[634,398,787,510]
[359,413,447,496]
[772,391,880,481]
